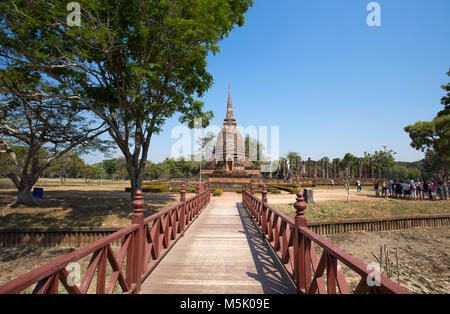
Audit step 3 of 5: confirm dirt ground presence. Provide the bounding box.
[0,188,194,228]
[324,227,450,294]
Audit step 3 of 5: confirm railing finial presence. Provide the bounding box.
[180,184,186,203]
[132,189,145,214]
[196,184,200,195]
[262,185,268,204]
[294,190,307,227]
[250,182,254,195]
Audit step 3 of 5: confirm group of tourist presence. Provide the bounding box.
[373,179,448,200]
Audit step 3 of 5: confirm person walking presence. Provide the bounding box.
[357,179,362,192]
[410,180,417,200]
[430,180,437,200]
[423,180,430,200]
[374,181,379,197]
[383,181,389,199]
[416,180,423,201]
[396,180,403,199]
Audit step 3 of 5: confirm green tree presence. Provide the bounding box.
[437,69,450,117]
[245,135,265,166]
[372,147,396,178]
[46,152,87,185]
[81,164,105,182]
[0,65,108,206]
[286,152,301,173]
[404,115,450,199]
[102,159,118,179]
[0,0,253,199]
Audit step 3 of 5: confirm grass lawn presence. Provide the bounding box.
[272,199,450,223]
[0,189,192,228]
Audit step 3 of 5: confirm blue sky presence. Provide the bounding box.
[87,0,450,164]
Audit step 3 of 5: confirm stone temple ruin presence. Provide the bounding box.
[201,86,261,189]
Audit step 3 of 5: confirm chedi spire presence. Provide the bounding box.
[224,82,236,125]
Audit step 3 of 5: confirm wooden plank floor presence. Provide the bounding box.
[140,200,297,294]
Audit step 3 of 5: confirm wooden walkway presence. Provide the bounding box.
[140,199,297,294]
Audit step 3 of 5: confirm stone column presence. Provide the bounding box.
[320,159,324,178]
[332,159,336,178]
[308,158,311,178]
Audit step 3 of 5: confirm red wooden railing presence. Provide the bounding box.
[0,184,210,294]
[242,183,410,294]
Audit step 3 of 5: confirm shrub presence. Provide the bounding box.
[300,183,316,188]
[212,188,223,196]
[268,187,281,194]
[271,185,298,194]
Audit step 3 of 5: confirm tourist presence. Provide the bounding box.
[374,181,379,197]
[416,180,423,201]
[396,180,403,199]
[390,180,395,197]
[409,180,417,200]
[430,180,437,200]
[357,179,362,192]
[423,180,430,200]
[383,181,389,199]
[330,179,335,190]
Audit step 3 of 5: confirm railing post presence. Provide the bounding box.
[294,190,308,293]
[180,184,186,237]
[261,185,268,235]
[250,182,254,196]
[196,184,200,214]
[131,190,145,294]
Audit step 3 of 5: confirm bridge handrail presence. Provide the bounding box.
[242,184,410,294]
[0,183,210,294]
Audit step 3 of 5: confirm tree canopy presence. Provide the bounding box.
[0,0,254,198]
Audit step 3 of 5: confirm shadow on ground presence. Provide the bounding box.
[0,190,182,228]
[236,202,297,294]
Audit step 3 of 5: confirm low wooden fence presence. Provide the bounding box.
[0,184,210,294]
[308,214,450,236]
[2,214,448,248]
[242,183,410,294]
[0,227,121,248]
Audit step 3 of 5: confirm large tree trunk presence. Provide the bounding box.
[127,162,146,200]
[442,182,449,200]
[16,185,38,206]
[9,178,40,207]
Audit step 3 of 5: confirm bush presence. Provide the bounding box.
[300,182,316,188]
[125,185,194,193]
[211,188,223,196]
[268,187,281,194]
[271,184,298,194]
